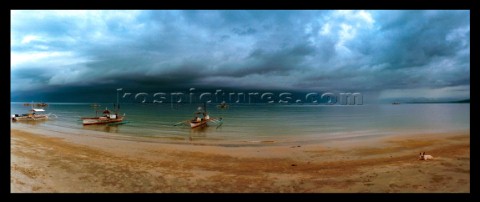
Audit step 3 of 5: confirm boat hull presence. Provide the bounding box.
[190,120,208,128]
[82,116,124,125]
[12,115,48,121]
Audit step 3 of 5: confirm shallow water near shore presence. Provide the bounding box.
[10,102,470,143]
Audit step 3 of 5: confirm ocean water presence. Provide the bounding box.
[10,102,470,142]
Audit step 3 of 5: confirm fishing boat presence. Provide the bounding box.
[190,118,209,128]
[174,102,223,129]
[82,108,124,125]
[12,108,51,121]
[189,103,209,128]
[189,115,223,128]
[82,88,125,125]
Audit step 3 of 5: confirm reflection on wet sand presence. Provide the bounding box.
[188,126,208,141]
[11,120,49,126]
[83,124,120,133]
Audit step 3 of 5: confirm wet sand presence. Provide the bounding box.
[11,128,470,193]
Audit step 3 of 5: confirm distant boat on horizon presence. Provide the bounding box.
[23,102,48,107]
[90,103,101,107]
[216,101,229,110]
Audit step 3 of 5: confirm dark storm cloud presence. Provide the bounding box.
[11,10,469,101]
[220,43,316,77]
[370,11,469,69]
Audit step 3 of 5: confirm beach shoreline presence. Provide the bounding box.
[11,128,470,193]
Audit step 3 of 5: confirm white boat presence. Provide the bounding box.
[12,108,49,121]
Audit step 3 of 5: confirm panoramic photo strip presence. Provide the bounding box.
[11,10,469,193]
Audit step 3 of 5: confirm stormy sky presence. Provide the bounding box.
[11,10,470,102]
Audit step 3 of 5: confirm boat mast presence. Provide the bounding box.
[116,88,122,113]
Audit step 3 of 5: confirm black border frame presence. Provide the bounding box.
[3,0,476,201]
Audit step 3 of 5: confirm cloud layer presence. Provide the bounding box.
[11,10,470,101]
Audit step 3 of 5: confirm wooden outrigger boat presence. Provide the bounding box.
[175,103,223,129]
[82,108,124,125]
[189,119,209,128]
[12,108,49,121]
[82,88,125,125]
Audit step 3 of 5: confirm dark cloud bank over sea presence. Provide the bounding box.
[11,10,469,103]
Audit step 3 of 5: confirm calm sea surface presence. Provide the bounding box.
[10,102,470,142]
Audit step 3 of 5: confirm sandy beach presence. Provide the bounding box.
[11,128,470,193]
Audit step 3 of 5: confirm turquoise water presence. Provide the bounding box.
[10,102,470,142]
